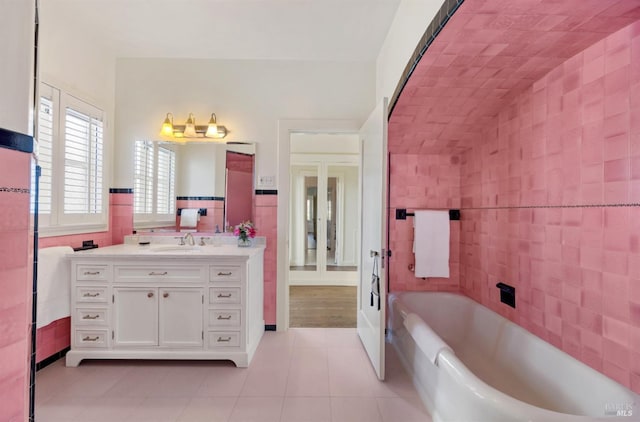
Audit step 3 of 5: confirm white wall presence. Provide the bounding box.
[376,0,444,102]
[39,2,117,186]
[114,58,375,190]
[0,0,35,134]
[340,165,359,265]
[177,143,226,197]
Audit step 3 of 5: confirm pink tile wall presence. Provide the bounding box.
[0,148,32,421]
[109,192,133,245]
[254,194,277,325]
[459,21,640,393]
[175,199,224,233]
[388,153,461,292]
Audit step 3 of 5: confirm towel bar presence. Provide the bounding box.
[395,209,460,220]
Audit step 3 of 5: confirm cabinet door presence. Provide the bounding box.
[113,287,158,347]
[159,288,203,348]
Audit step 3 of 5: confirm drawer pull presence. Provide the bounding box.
[82,314,100,320]
[82,335,100,342]
[83,292,100,298]
[149,271,168,276]
[217,271,232,276]
[217,336,232,342]
[147,292,154,298]
[163,292,169,298]
[84,271,101,276]
[217,293,232,298]
[217,315,232,320]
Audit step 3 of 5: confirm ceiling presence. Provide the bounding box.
[41,0,401,61]
[389,0,640,154]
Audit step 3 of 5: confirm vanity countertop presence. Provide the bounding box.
[68,243,264,259]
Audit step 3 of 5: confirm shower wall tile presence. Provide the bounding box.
[458,21,640,393]
[388,153,461,292]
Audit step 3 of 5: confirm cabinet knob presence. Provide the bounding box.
[163,292,169,298]
[147,292,154,298]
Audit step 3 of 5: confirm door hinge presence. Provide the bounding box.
[112,294,114,303]
[112,331,114,340]
[202,295,204,304]
[202,331,204,340]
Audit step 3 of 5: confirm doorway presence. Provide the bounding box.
[287,133,360,327]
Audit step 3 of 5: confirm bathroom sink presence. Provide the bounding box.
[148,245,203,253]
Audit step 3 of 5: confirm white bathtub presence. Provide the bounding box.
[388,292,639,421]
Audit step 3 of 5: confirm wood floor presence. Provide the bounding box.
[289,286,357,328]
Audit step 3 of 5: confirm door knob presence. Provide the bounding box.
[147,292,154,298]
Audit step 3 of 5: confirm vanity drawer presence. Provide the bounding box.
[208,309,241,327]
[209,287,241,304]
[75,330,109,348]
[76,286,108,303]
[76,265,109,281]
[76,308,108,325]
[208,331,240,348]
[210,266,242,282]
[115,265,204,281]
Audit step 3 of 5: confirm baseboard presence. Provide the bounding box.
[36,347,70,371]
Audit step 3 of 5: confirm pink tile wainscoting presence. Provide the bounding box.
[176,198,224,233]
[255,193,277,325]
[0,148,33,422]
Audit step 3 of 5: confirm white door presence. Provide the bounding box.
[159,288,204,348]
[113,287,158,347]
[357,98,388,380]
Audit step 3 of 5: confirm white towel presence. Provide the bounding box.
[180,208,200,228]
[403,313,453,365]
[413,210,450,278]
[37,246,74,328]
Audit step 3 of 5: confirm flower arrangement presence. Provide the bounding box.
[234,221,257,243]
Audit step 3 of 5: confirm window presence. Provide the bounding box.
[37,93,55,215]
[63,107,103,214]
[134,141,154,214]
[37,82,107,234]
[156,146,176,215]
[134,140,176,226]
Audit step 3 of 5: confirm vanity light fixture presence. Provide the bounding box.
[160,112,228,142]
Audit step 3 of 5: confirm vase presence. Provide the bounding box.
[237,237,252,247]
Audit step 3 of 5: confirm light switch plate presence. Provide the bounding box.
[258,175,275,187]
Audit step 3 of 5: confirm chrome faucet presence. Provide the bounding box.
[183,232,195,246]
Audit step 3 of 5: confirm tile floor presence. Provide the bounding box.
[36,328,431,422]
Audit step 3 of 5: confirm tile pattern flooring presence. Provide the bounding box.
[36,328,431,422]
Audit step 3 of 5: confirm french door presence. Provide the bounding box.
[289,160,358,285]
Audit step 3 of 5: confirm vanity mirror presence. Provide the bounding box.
[135,141,255,233]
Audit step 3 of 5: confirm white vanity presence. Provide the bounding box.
[65,241,264,367]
